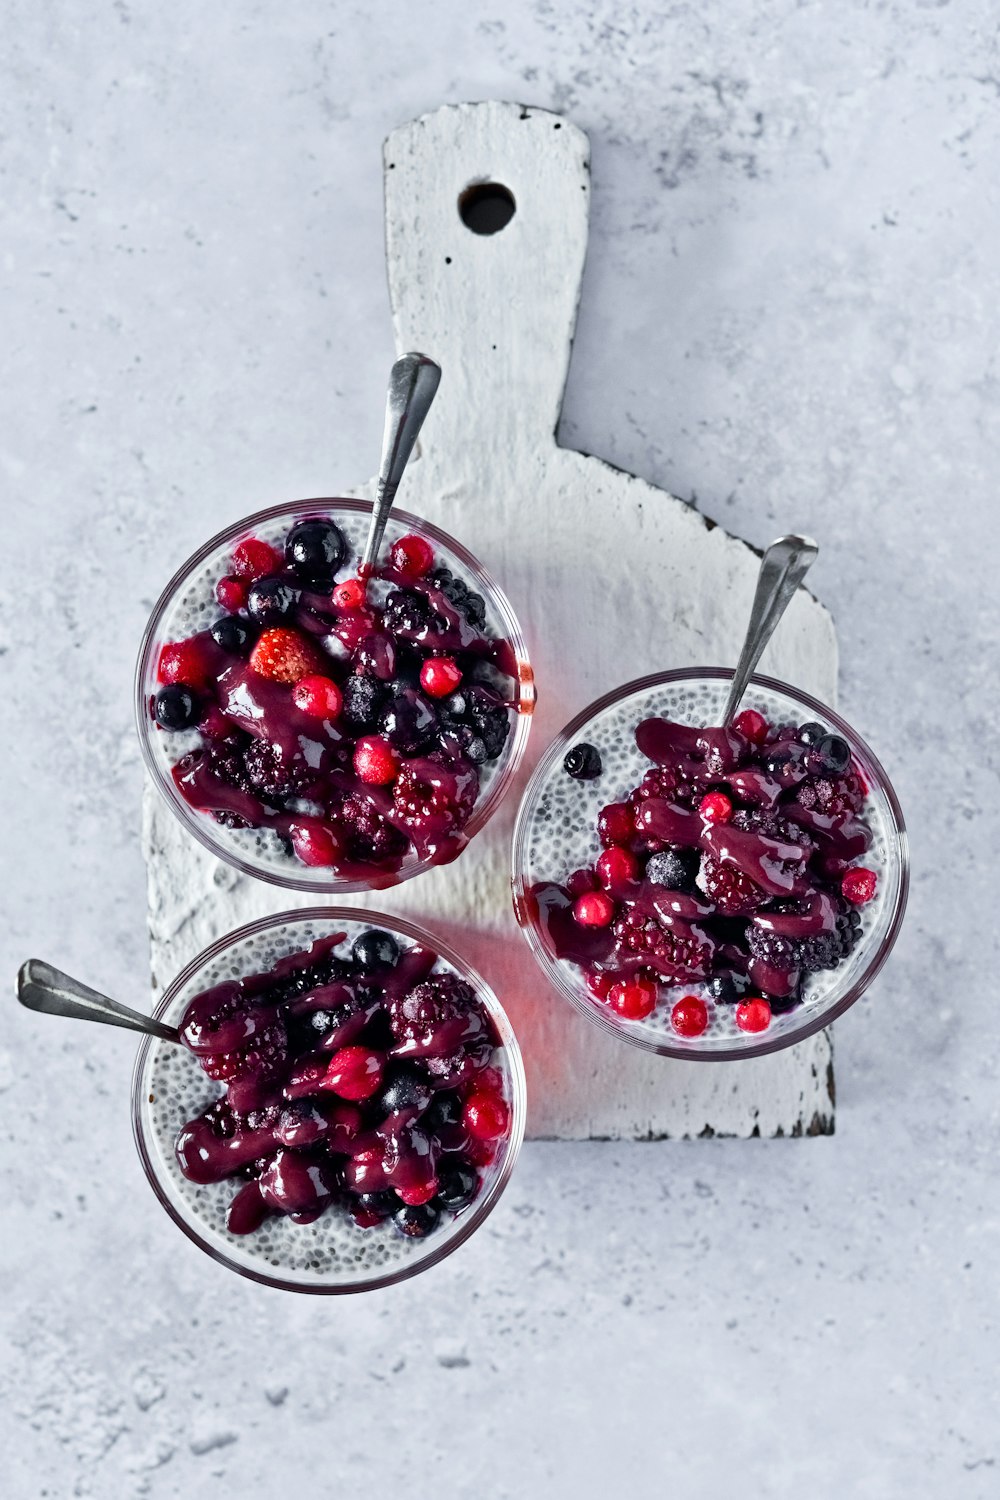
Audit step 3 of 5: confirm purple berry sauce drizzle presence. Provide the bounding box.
[527,706,882,1040]
[147,513,522,881]
[168,928,513,1247]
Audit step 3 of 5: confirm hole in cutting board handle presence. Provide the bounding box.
[458,182,516,235]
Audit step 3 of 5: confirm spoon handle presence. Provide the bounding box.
[722,534,819,725]
[16,959,182,1044]
[359,351,442,574]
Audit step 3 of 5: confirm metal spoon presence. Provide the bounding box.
[358,351,442,576]
[16,959,181,1044]
[721,534,819,724]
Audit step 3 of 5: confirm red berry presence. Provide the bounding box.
[420,656,463,698]
[572,891,616,928]
[157,637,214,689]
[735,998,772,1034]
[698,791,733,824]
[842,867,877,905]
[597,803,635,846]
[353,735,399,785]
[292,674,343,720]
[396,1179,439,1207]
[586,970,614,1000]
[216,575,248,611]
[333,577,367,611]
[389,533,435,578]
[249,626,324,684]
[670,994,708,1037]
[289,819,339,867]
[608,978,657,1020]
[596,846,639,890]
[734,709,769,744]
[566,867,598,898]
[232,537,282,580]
[463,1091,510,1142]
[323,1045,385,1101]
[199,707,231,740]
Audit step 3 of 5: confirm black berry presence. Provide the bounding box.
[247,576,300,624]
[154,684,199,731]
[284,518,346,582]
[435,1161,477,1212]
[393,1202,440,1239]
[706,973,750,1004]
[376,1064,433,1117]
[211,615,253,654]
[563,743,603,780]
[798,721,826,746]
[816,734,851,776]
[351,929,399,971]
[646,848,698,890]
[341,673,387,732]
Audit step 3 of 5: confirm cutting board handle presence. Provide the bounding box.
[383,101,590,485]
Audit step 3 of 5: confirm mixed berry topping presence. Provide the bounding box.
[150,518,518,878]
[533,711,879,1038]
[174,930,512,1242]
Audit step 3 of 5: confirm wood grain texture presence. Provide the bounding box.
[144,100,837,1138]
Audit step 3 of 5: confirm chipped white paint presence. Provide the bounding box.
[144,101,837,1138]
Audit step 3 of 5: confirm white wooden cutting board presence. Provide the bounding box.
[144,100,837,1139]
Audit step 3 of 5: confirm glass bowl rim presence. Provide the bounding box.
[135,496,536,893]
[510,665,909,1061]
[131,904,528,1294]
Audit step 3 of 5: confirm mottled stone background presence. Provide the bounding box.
[2,3,996,1496]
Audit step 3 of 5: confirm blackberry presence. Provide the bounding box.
[285,518,347,582]
[383,588,439,638]
[646,849,698,891]
[746,919,859,974]
[430,567,486,627]
[341,673,388,733]
[731,808,809,848]
[697,854,766,915]
[208,740,253,793]
[242,740,313,802]
[464,686,510,761]
[387,974,483,1053]
[563,743,603,780]
[154,684,199,731]
[338,794,407,862]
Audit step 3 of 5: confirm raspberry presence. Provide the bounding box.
[698,791,732,824]
[573,891,616,928]
[333,577,367,611]
[735,998,771,1034]
[420,656,463,699]
[597,803,634,846]
[289,819,340,867]
[233,537,282,580]
[243,740,312,802]
[608,978,657,1020]
[670,995,708,1037]
[323,1046,385,1101]
[596,846,639,889]
[353,735,399,786]
[157,637,215,689]
[463,1091,510,1141]
[292,674,343,720]
[389,533,435,578]
[734,709,769,743]
[216,575,248,611]
[842,867,877,905]
[613,910,712,983]
[249,627,324,684]
[338,794,407,862]
[697,854,766,915]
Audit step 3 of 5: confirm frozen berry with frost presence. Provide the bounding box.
[233,537,282,580]
[842,867,877,905]
[353,735,399,785]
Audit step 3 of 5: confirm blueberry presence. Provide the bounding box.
[376,1064,433,1117]
[435,1161,478,1212]
[211,615,253,654]
[342,673,387,732]
[440,689,471,722]
[451,726,488,764]
[816,734,851,776]
[424,1092,463,1134]
[393,1202,440,1239]
[646,848,698,890]
[284,518,346,582]
[379,686,439,754]
[351,929,400,971]
[798,721,827,746]
[247,576,299,624]
[706,974,749,1004]
[764,750,792,776]
[354,1190,397,1222]
[563,743,602,780]
[154,684,199,730]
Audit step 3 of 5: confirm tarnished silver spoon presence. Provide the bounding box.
[359,350,442,577]
[16,959,181,1044]
[722,534,819,725]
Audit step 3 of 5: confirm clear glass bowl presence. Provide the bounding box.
[511,668,908,1060]
[132,906,527,1293]
[136,498,535,892]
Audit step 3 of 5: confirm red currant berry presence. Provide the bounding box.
[333,577,367,611]
[698,791,733,824]
[572,891,616,928]
[389,533,435,578]
[597,803,635,846]
[396,1179,439,1207]
[596,845,639,890]
[842,867,877,905]
[353,735,399,786]
[735,998,772,1034]
[232,537,281,580]
[586,970,614,1000]
[292,674,343,720]
[566,867,598,898]
[733,708,769,744]
[289,820,340,867]
[608,978,657,1021]
[420,656,463,698]
[216,575,248,611]
[323,1045,385,1101]
[157,637,214,689]
[463,1091,510,1142]
[670,994,708,1037]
